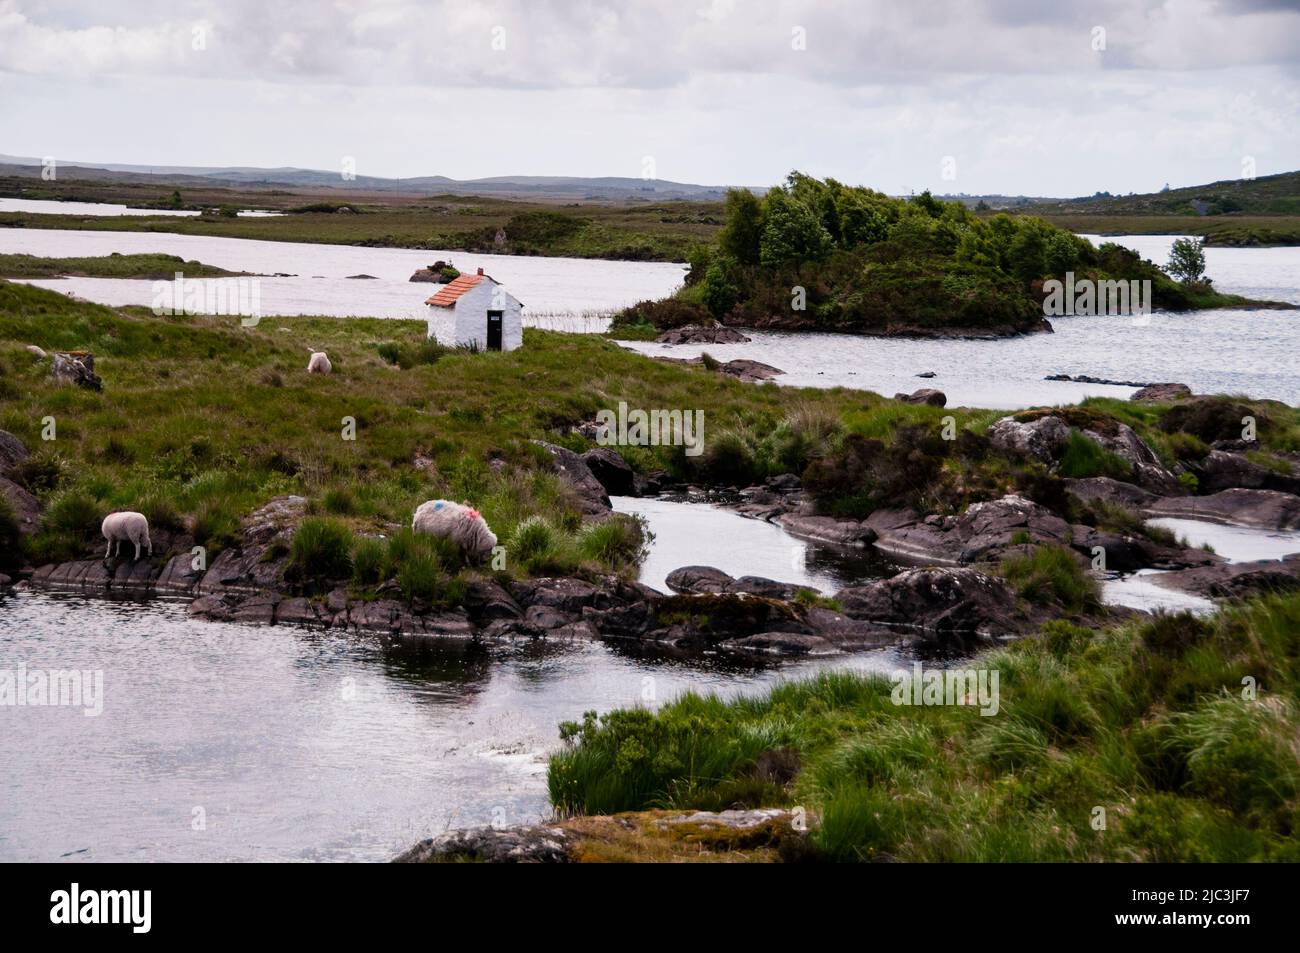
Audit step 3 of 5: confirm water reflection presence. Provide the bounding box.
[613,495,896,593]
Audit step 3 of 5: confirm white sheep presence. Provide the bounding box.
[102,511,152,560]
[412,500,497,561]
[307,351,332,374]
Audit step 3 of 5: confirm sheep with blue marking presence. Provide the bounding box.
[102,511,152,560]
[411,500,497,561]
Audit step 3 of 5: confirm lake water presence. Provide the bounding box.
[0,198,282,217]
[0,588,902,863]
[0,228,687,322]
[613,495,896,594]
[1101,516,1300,614]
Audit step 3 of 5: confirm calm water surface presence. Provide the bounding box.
[614,495,895,593]
[0,228,686,322]
[0,588,901,863]
[1101,517,1300,614]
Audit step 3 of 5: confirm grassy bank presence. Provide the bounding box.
[0,252,247,280]
[0,279,870,582]
[548,592,1300,861]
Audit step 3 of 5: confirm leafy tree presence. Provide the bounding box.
[700,258,739,318]
[759,190,834,266]
[838,197,888,248]
[1044,230,1081,277]
[1167,237,1207,283]
[717,189,764,266]
[684,243,713,286]
[909,190,944,218]
[955,227,1001,269]
[1007,225,1047,283]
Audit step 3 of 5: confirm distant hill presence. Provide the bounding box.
[1024,170,1300,217]
[0,154,742,202]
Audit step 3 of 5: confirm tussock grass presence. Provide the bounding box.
[289,517,353,584]
[1056,430,1132,480]
[548,593,1300,861]
[999,543,1101,614]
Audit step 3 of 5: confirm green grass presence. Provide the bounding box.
[1021,169,1300,245]
[289,516,353,584]
[548,592,1300,861]
[0,279,895,579]
[1056,430,1133,479]
[998,544,1101,614]
[0,252,246,280]
[350,535,386,585]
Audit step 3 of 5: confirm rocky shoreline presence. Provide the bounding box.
[14,489,1051,658]
[0,431,1087,658]
[393,808,804,863]
[8,394,1300,655]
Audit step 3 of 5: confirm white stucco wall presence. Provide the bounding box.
[426,279,523,351]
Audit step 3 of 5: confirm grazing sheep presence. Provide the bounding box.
[307,351,332,374]
[412,500,497,561]
[102,511,152,560]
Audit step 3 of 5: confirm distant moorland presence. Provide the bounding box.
[3,165,1298,262]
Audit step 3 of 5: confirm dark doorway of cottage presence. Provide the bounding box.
[486,311,503,351]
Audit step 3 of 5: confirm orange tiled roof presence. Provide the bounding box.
[425,273,484,307]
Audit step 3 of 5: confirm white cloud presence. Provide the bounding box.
[0,0,1296,192]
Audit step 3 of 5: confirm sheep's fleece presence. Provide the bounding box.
[102,511,152,559]
[411,500,497,559]
[307,351,332,374]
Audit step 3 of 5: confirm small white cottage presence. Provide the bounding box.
[424,267,524,351]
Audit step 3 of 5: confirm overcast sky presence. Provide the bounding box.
[1,0,1297,195]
